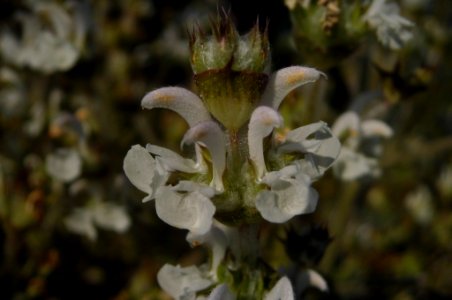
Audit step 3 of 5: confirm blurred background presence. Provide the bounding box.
[0,0,451,299]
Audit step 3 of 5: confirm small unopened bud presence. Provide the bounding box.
[189,15,271,130]
[232,21,270,73]
[189,18,237,74]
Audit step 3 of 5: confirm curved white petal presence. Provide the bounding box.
[123,145,157,198]
[295,269,328,293]
[146,144,199,173]
[155,187,215,235]
[182,121,226,192]
[248,107,283,180]
[278,122,341,180]
[264,277,295,300]
[173,180,217,198]
[187,225,228,278]
[141,87,211,127]
[256,175,318,223]
[361,119,393,138]
[261,165,299,186]
[157,264,213,300]
[260,66,326,110]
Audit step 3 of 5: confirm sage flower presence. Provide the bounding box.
[64,200,130,240]
[124,18,341,299]
[124,65,339,231]
[332,111,393,181]
[46,148,82,182]
[264,277,295,300]
[364,0,414,50]
[157,264,213,300]
[0,0,87,73]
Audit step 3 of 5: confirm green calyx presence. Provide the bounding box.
[189,15,271,130]
[194,69,268,130]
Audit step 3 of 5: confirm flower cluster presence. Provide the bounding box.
[123,17,340,298]
[284,0,414,67]
[364,0,414,50]
[0,0,87,73]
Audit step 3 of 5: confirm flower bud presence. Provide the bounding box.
[189,16,271,130]
[287,0,366,68]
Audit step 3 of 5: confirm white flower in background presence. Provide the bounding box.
[0,0,87,73]
[264,277,295,300]
[436,164,452,198]
[46,148,82,182]
[64,200,131,240]
[364,0,414,50]
[157,264,213,300]
[0,68,26,117]
[405,185,434,225]
[291,268,328,296]
[332,111,392,181]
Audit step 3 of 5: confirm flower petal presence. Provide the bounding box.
[248,106,283,180]
[294,269,328,295]
[157,264,213,300]
[331,111,360,137]
[333,148,380,181]
[155,187,215,235]
[260,66,326,110]
[46,148,82,182]
[182,121,226,192]
[64,208,96,240]
[278,122,341,180]
[187,225,228,278]
[361,119,393,138]
[264,276,295,300]
[173,180,217,198]
[123,145,157,198]
[256,174,318,223]
[141,87,211,127]
[146,144,199,173]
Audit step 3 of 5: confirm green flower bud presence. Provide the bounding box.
[189,16,271,130]
[189,19,237,74]
[288,0,366,68]
[232,21,270,73]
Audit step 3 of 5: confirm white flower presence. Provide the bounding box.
[46,148,82,182]
[0,1,87,73]
[156,185,216,235]
[256,171,318,223]
[64,200,130,240]
[64,208,96,240]
[405,185,434,225]
[157,264,213,300]
[332,111,392,181]
[364,0,414,50]
[187,224,228,278]
[124,65,338,230]
[264,277,295,300]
